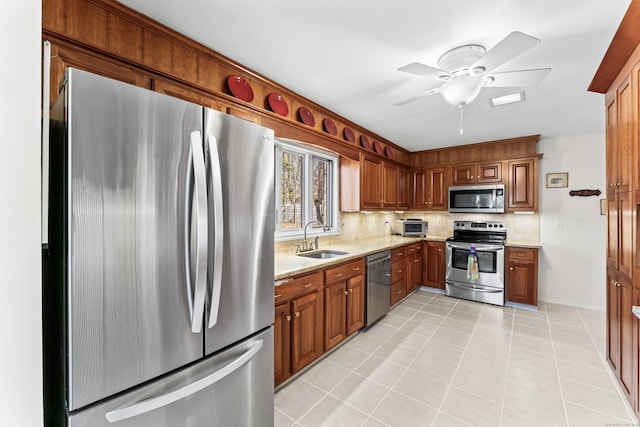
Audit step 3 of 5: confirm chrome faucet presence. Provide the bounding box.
[297,220,322,253]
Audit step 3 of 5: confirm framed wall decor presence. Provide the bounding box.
[546,172,568,188]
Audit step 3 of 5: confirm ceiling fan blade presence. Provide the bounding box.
[471,31,541,73]
[484,68,551,88]
[393,87,441,106]
[398,62,450,80]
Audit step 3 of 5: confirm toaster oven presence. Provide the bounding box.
[393,219,427,237]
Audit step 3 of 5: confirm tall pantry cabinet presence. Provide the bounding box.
[591,1,640,417]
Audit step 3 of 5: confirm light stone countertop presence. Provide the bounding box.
[505,240,542,249]
[275,235,447,281]
[274,235,541,280]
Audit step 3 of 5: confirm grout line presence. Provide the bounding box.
[498,300,515,427]
[544,301,571,427]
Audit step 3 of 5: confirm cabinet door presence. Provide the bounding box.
[506,248,538,305]
[291,291,323,373]
[450,164,476,186]
[507,158,537,211]
[620,276,634,399]
[382,163,399,208]
[424,241,445,289]
[346,275,365,336]
[361,155,382,209]
[398,168,410,210]
[619,192,634,278]
[617,78,633,194]
[606,95,619,195]
[607,193,620,270]
[324,282,347,350]
[429,167,448,210]
[477,162,503,184]
[607,271,634,400]
[411,169,429,209]
[608,269,621,373]
[274,303,291,386]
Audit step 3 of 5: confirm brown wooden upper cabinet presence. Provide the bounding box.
[506,158,538,212]
[411,167,448,211]
[450,162,503,186]
[606,76,633,196]
[360,153,408,210]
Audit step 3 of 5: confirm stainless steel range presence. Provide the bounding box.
[445,221,507,306]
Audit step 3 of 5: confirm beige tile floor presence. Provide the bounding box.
[274,290,640,427]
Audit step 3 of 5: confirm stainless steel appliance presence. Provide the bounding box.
[44,69,275,426]
[365,250,391,326]
[393,218,428,237]
[448,184,505,214]
[445,221,506,306]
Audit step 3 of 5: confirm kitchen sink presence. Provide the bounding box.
[297,250,348,259]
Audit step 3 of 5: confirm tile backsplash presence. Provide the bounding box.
[275,211,539,254]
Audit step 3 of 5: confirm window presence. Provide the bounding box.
[275,139,339,240]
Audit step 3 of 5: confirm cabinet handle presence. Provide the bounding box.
[398,269,403,273]
[517,253,525,257]
[438,248,442,252]
[413,260,419,263]
[303,283,313,288]
[353,267,360,271]
[344,290,349,296]
[285,315,291,322]
[398,252,403,256]
[509,266,514,271]
[396,290,403,294]
[295,311,300,318]
[274,294,282,299]
[349,288,353,293]
[335,273,343,278]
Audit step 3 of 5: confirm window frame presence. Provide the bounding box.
[274,138,340,242]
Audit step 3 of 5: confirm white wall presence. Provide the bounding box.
[538,133,607,310]
[0,1,43,425]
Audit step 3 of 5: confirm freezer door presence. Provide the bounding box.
[203,110,275,355]
[68,328,274,427]
[62,69,204,410]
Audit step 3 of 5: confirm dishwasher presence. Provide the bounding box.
[365,250,391,327]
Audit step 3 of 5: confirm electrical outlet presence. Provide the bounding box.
[436,218,442,226]
[554,221,563,231]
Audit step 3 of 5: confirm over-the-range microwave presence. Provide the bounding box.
[448,184,505,214]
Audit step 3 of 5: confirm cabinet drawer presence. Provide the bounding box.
[325,259,364,285]
[407,243,422,254]
[391,279,407,306]
[275,271,323,303]
[391,260,406,283]
[391,246,408,263]
[508,248,535,262]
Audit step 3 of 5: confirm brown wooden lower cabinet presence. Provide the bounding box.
[391,246,408,305]
[607,268,634,401]
[423,241,445,289]
[406,243,423,293]
[505,247,538,306]
[324,259,365,351]
[274,271,324,387]
[324,282,348,350]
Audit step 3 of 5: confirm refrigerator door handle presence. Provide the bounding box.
[206,133,224,329]
[185,131,209,334]
[104,339,264,423]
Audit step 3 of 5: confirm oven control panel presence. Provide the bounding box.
[453,221,506,232]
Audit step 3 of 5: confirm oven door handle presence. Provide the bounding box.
[447,281,503,293]
[446,242,504,252]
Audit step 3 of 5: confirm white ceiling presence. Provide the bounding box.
[118,0,630,152]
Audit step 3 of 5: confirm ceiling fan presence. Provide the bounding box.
[395,31,551,109]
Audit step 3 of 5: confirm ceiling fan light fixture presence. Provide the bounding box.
[490,91,525,107]
[439,75,484,107]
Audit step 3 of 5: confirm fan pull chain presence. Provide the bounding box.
[459,106,464,135]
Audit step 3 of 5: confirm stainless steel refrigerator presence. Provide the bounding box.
[44,68,275,426]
